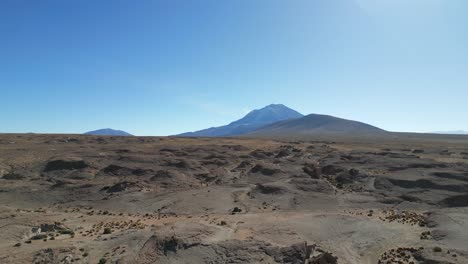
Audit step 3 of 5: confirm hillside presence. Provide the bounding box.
[249,114,387,137]
[84,128,133,136]
[177,104,303,137]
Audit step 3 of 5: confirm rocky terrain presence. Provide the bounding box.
[1,133,468,263]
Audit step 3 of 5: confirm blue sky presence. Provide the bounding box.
[1,0,467,136]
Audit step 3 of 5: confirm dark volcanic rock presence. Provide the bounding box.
[254,183,285,195]
[335,174,355,185]
[150,170,172,180]
[2,172,24,180]
[310,252,338,264]
[250,149,274,159]
[44,158,88,172]
[164,159,191,169]
[250,164,279,176]
[138,236,319,264]
[321,165,344,175]
[275,149,291,158]
[440,194,468,207]
[39,223,65,233]
[431,172,468,183]
[235,161,251,169]
[101,165,151,176]
[348,168,359,177]
[389,162,448,171]
[106,181,137,193]
[267,241,314,264]
[231,207,242,214]
[303,164,321,179]
[389,179,468,193]
[137,235,194,261]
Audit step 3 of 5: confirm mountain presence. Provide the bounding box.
[431,130,468,135]
[249,114,387,137]
[84,128,133,136]
[177,104,304,137]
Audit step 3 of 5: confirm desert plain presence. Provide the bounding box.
[1,133,468,264]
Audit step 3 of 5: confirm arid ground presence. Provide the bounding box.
[1,134,468,264]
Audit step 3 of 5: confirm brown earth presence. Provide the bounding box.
[1,133,468,263]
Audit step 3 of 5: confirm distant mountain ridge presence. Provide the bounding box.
[177,104,303,137]
[431,130,468,135]
[249,114,387,137]
[84,128,133,136]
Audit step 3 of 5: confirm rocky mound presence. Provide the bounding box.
[303,163,321,179]
[100,165,152,176]
[43,158,89,172]
[250,164,280,176]
[254,183,286,195]
[2,171,24,180]
[440,194,468,207]
[103,181,138,193]
[137,236,333,264]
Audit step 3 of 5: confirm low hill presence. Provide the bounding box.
[84,128,133,136]
[249,114,387,137]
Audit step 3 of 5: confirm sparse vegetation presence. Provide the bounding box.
[30,234,47,240]
[103,228,112,234]
[58,229,75,235]
[1,134,468,263]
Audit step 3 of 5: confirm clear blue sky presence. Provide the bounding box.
[1,0,467,136]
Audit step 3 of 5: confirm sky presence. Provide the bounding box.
[1,0,467,136]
